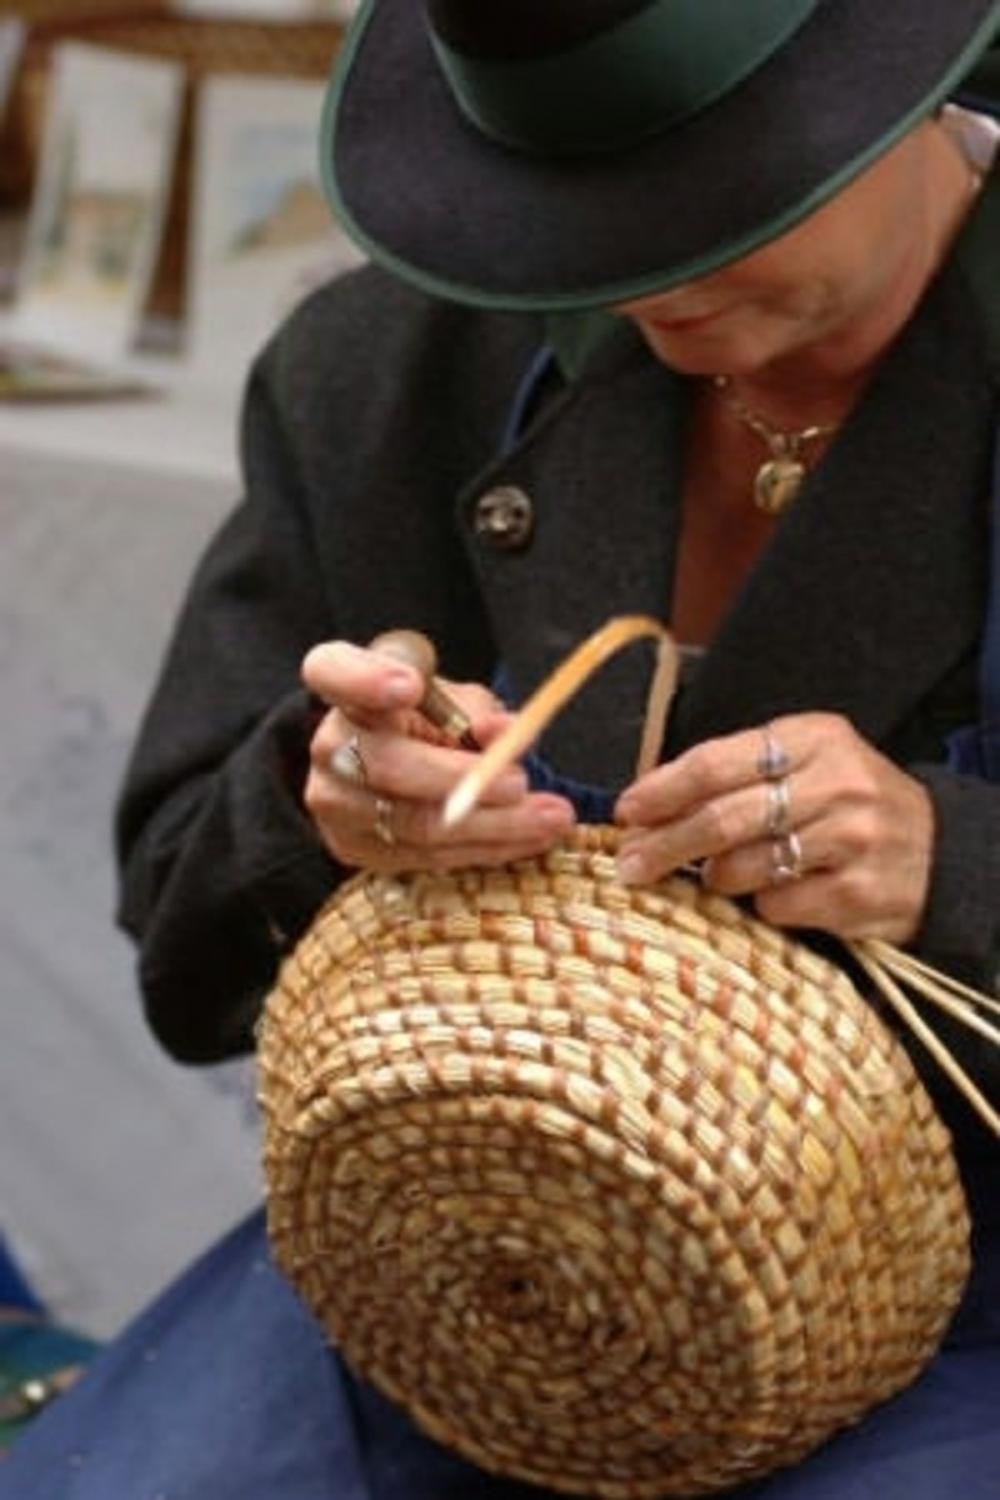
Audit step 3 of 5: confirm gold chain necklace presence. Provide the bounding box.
[713,374,838,515]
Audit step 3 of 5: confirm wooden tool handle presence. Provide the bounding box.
[370,629,481,750]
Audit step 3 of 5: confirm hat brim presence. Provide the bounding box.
[323,0,1000,312]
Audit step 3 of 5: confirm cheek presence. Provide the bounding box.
[714,274,843,345]
[619,251,846,371]
[717,262,823,314]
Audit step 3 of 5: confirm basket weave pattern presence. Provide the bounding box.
[259,827,970,1499]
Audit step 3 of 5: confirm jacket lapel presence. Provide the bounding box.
[669,260,996,757]
[458,326,686,783]
[461,260,995,789]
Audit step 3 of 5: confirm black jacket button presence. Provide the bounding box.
[473,486,534,551]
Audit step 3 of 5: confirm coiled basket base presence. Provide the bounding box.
[259,828,970,1499]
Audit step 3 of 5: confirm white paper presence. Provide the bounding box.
[172,0,358,23]
[187,74,364,379]
[9,43,183,364]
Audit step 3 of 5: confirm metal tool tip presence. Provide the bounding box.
[442,778,477,830]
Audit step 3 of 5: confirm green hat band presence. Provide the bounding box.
[428,0,820,156]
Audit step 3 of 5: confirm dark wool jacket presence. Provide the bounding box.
[115,197,1000,1150]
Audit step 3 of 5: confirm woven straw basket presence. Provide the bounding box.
[260,829,972,1498]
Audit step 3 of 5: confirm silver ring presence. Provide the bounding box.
[770,831,804,885]
[373,795,396,848]
[757,725,791,781]
[765,776,792,837]
[330,733,368,788]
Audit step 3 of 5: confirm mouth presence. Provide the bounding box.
[642,307,728,334]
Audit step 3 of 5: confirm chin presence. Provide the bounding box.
[638,327,740,373]
[636,322,784,378]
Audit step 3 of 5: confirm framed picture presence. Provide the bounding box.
[186,73,364,376]
[8,42,183,366]
[0,16,24,121]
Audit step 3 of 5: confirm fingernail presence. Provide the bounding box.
[382,670,420,706]
[616,797,640,826]
[616,852,646,885]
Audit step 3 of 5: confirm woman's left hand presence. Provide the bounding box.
[614,712,934,945]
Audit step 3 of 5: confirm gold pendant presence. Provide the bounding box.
[754,457,805,515]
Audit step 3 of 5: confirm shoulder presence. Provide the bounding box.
[254,263,543,438]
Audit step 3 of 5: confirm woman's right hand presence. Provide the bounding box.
[301,639,576,872]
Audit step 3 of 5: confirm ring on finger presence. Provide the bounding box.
[757,724,791,781]
[770,831,803,885]
[373,794,397,848]
[765,775,792,837]
[330,732,368,789]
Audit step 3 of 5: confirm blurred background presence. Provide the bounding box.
[0,0,361,1343]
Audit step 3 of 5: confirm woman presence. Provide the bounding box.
[3,3,999,1496]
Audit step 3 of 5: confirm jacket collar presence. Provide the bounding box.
[460,258,996,789]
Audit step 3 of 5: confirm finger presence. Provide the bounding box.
[310,708,391,777]
[434,678,506,723]
[307,708,491,804]
[468,708,518,747]
[320,795,575,874]
[701,823,911,942]
[698,822,832,898]
[301,639,424,713]
[310,731,575,855]
[614,728,792,828]
[615,776,825,880]
[753,851,928,945]
[325,725,531,807]
[752,871,848,933]
[314,785,573,846]
[751,866,899,939]
[701,786,924,898]
[413,694,517,752]
[427,681,519,755]
[388,792,575,850]
[615,713,850,829]
[305,784,372,869]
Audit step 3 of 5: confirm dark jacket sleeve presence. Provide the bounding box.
[115,269,534,1063]
[901,765,1000,1135]
[913,766,1000,993]
[115,342,343,1062]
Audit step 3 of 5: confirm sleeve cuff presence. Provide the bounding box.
[910,763,1000,990]
[229,688,344,951]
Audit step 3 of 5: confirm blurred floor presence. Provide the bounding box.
[0,441,263,1337]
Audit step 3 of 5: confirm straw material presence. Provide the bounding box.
[259,826,971,1498]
